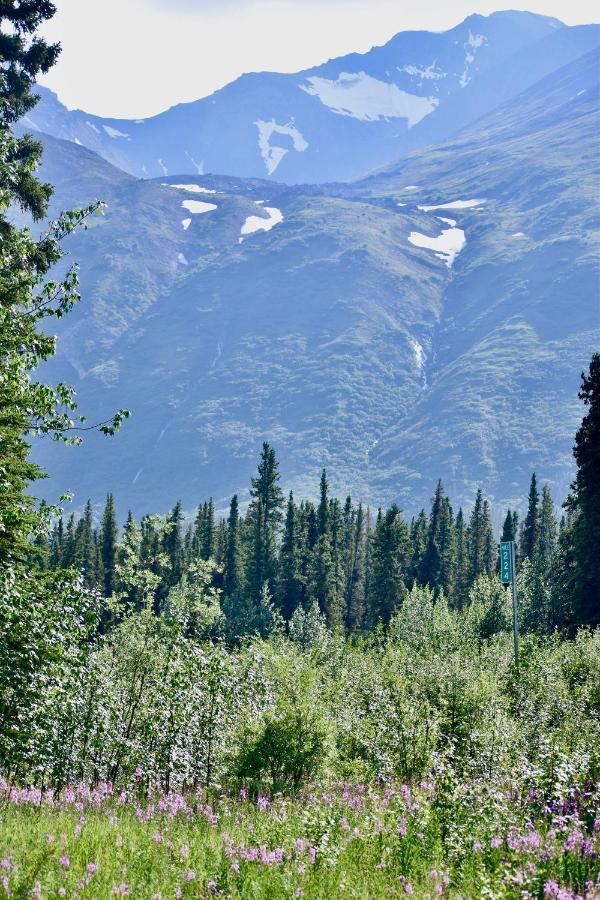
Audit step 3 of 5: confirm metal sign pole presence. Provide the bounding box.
[510,540,519,669]
[500,540,519,669]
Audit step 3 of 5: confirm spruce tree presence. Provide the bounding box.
[409,510,428,586]
[246,443,284,600]
[501,509,518,543]
[99,494,119,596]
[163,501,184,586]
[278,492,302,619]
[203,498,216,560]
[536,484,557,576]
[421,480,445,592]
[454,508,470,608]
[224,495,243,599]
[560,355,600,627]
[0,2,128,568]
[367,505,409,625]
[345,502,366,632]
[520,473,540,561]
[75,500,96,587]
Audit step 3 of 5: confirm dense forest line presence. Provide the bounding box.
[32,458,580,641]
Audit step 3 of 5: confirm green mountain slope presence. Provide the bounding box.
[31,51,599,519]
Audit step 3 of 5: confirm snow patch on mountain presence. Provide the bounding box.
[103,125,129,139]
[300,72,438,126]
[410,338,428,388]
[177,252,189,266]
[240,207,283,241]
[401,63,446,81]
[181,218,192,231]
[459,31,488,88]
[408,224,466,267]
[165,183,218,195]
[255,119,309,176]
[86,121,100,134]
[181,199,217,215]
[418,198,486,211]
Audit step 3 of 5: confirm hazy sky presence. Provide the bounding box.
[39,0,598,119]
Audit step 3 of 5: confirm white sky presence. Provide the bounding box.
[39,0,598,119]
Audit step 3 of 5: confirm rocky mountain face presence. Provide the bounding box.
[30,12,599,183]
[26,26,599,520]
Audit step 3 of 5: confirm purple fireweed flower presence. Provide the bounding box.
[31,885,41,900]
[58,889,66,897]
[180,845,189,860]
[59,856,70,868]
[257,796,269,812]
[1,875,9,897]
[295,838,305,855]
[87,863,98,876]
[405,884,414,895]
[186,871,196,882]
[308,847,317,864]
[207,881,217,893]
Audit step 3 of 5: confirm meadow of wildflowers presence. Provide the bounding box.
[1,601,600,898]
[0,772,598,898]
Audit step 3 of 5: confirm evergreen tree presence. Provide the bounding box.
[163,501,184,586]
[421,480,445,592]
[367,505,409,625]
[49,517,64,569]
[454,508,470,608]
[536,484,557,576]
[203,498,216,561]
[344,502,367,633]
[99,494,119,596]
[468,489,493,582]
[278,492,302,619]
[224,495,243,600]
[0,3,127,568]
[422,481,455,598]
[246,443,284,600]
[75,500,96,587]
[560,355,600,627]
[482,500,495,577]
[501,509,518,543]
[520,473,540,561]
[409,510,428,586]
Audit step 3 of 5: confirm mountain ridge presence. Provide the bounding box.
[29,11,598,184]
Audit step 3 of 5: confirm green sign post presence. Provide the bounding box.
[500,541,512,584]
[500,540,519,669]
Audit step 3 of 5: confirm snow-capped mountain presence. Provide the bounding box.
[28,11,599,183]
[28,46,600,517]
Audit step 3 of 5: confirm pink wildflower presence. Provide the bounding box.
[308,847,317,864]
[186,870,196,882]
[405,884,414,896]
[59,856,70,868]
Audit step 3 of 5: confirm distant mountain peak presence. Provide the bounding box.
[30,12,597,184]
